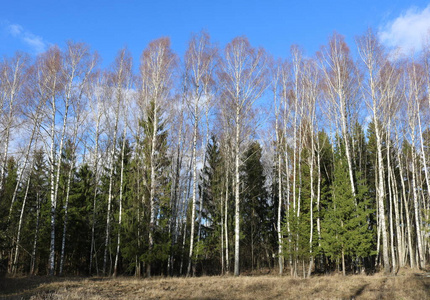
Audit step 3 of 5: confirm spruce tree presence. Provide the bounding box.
[25,149,49,274]
[0,157,18,273]
[241,141,274,271]
[139,99,171,275]
[67,163,95,274]
[321,137,374,274]
[195,136,223,273]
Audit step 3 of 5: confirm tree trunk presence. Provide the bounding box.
[187,99,199,277]
[30,191,41,275]
[0,55,24,195]
[89,97,101,275]
[411,144,425,268]
[114,122,128,277]
[103,87,121,276]
[12,176,31,275]
[308,127,315,278]
[224,158,230,274]
[59,157,74,276]
[48,90,58,276]
[8,102,42,223]
[276,117,283,275]
[234,103,240,276]
[387,131,403,268]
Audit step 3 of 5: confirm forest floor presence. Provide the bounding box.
[1,268,429,300]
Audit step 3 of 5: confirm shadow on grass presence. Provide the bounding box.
[0,276,86,300]
[413,272,430,292]
[349,283,369,299]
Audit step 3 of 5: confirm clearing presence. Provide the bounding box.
[1,269,429,299]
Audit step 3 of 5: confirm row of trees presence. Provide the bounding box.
[1,29,429,277]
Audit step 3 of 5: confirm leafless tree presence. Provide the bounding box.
[139,37,176,277]
[357,29,397,273]
[184,31,217,276]
[102,48,132,275]
[219,36,268,276]
[1,52,29,204]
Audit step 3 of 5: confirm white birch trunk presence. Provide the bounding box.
[48,80,58,276]
[114,121,128,277]
[89,101,101,275]
[308,131,315,278]
[234,103,240,276]
[59,116,80,276]
[187,97,199,277]
[148,93,158,277]
[8,101,42,222]
[411,143,425,268]
[59,155,74,276]
[12,176,31,275]
[275,116,283,275]
[30,189,41,275]
[103,85,122,275]
[0,55,24,194]
[224,153,230,274]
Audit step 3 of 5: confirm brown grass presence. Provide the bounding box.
[1,268,429,300]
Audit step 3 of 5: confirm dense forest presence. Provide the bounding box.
[0,29,429,278]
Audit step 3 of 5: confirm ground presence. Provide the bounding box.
[1,269,429,299]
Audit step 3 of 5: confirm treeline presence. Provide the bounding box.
[0,29,429,278]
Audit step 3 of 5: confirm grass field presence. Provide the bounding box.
[1,268,429,299]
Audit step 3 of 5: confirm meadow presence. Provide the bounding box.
[1,268,429,300]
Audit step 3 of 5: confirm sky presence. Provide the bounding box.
[1,0,430,67]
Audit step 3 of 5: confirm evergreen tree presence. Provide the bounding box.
[117,138,143,275]
[314,130,334,271]
[321,137,374,274]
[24,150,49,274]
[241,141,274,271]
[66,164,95,274]
[0,157,18,273]
[195,136,223,273]
[139,99,171,275]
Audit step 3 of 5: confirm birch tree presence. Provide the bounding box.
[301,58,319,277]
[319,33,359,198]
[357,30,394,273]
[10,64,46,274]
[1,53,29,207]
[58,42,97,275]
[113,88,132,277]
[271,59,284,274]
[405,59,427,269]
[35,46,63,276]
[185,31,217,276]
[139,37,176,277]
[102,48,132,275]
[87,70,106,275]
[219,36,268,276]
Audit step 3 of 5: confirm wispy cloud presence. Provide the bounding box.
[21,34,47,54]
[2,21,48,54]
[379,5,430,54]
[8,24,23,37]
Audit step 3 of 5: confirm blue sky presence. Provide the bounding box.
[1,0,430,66]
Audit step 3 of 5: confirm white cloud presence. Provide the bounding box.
[7,24,23,37]
[22,34,46,54]
[379,5,430,54]
[3,21,48,54]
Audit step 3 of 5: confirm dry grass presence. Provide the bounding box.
[1,268,429,300]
